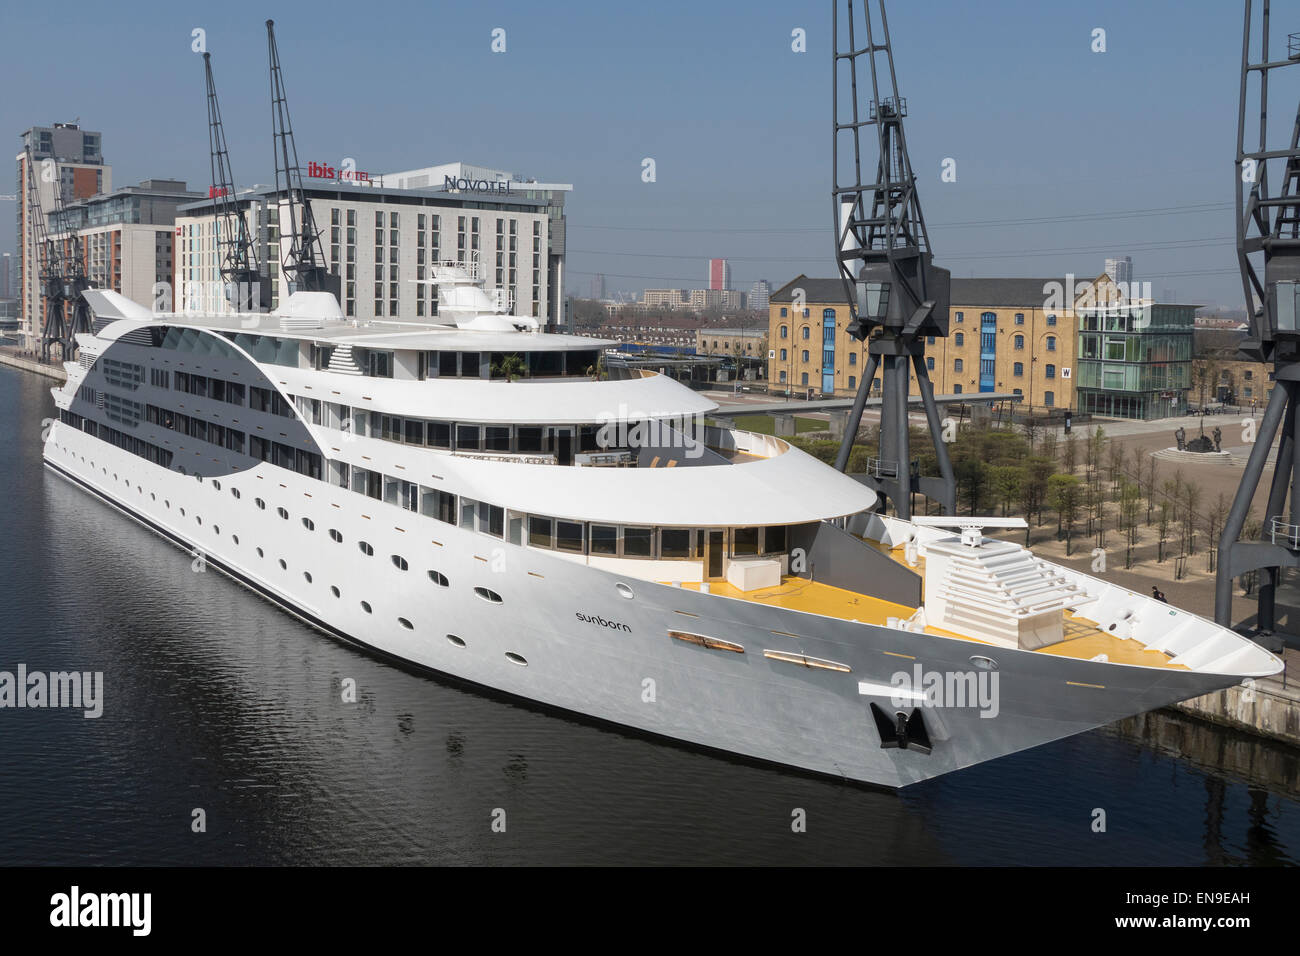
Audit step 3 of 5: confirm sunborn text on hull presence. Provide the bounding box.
[42,262,1282,788]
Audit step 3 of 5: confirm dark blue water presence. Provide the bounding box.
[1,363,1297,865]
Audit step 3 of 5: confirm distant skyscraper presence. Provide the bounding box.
[748,279,771,311]
[709,258,731,291]
[1105,255,1133,289]
[590,273,605,299]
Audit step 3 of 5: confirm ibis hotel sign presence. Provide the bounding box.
[306,161,375,184]
[444,175,514,195]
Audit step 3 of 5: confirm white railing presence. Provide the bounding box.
[1270,516,1300,549]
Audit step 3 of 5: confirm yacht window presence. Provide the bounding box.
[455,424,481,451]
[590,525,617,555]
[764,526,787,553]
[421,487,456,524]
[460,498,479,531]
[460,352,481,378]
[528,515,553,549]
[427,422,451,448]
[623,527,653,558]
[733,527,760,556]
[660,528,692,559]
[485,504,505,538]
[358,541,374,556]
[556,520,584,553]
[438,351,458,377]
[404,419,424,445]
[516,426,544,453]
[507,510,525,545]
[484,426,511,452]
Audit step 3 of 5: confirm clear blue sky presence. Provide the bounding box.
[1,0,1292,309]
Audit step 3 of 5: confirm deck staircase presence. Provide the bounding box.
[327,344,364,376]
[924,537,1093,649]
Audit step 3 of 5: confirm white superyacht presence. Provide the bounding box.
[43,260,1282,788]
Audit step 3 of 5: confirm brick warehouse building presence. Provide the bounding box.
[767,274,1195,420]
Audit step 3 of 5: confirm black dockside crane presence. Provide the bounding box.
[205,51,269,311]
[1217,0,1300,646]
[831,0,955,518]
[267,19,341,300]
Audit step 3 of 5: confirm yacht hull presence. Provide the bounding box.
[44,425,1254,788]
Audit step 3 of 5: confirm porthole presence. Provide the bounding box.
[195,516,202,525]
[358,541,374,556]
[214,526,220,535]
[330,586,340,598]
[278,559,287,570]
[255,498,266,510]
[391,555,409,571]
[505,652,528,666]
[446,634,466,647]
[150,493,156,501]
[616,582,635,600]
[360,601,372,614]
[277,507,289,520]
[969,655,999,671]
[165,500,170,508]
[427,570,449,587]
[233,535,240,545]
[232,488,241,499]
[474,587,503,604]
[195,475,203,484]
[304,571,313,583]
[136,485,142,493]
[329,529,343,543]
[179,507,186,516]
[256,547,264,558]
[398,617,413,630]
[213,480,221,491]
[302,517,315,531]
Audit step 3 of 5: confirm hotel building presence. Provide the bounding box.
[175,163,567,325]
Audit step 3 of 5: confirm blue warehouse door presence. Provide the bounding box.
[822,313,837,394]
[979,312,997,393]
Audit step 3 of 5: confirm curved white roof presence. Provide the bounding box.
[274,365,718,424]
[321,429,877,526]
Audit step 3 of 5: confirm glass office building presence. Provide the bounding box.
[1075,302,1195,419]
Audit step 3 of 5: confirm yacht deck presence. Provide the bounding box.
[671,541,1187,670]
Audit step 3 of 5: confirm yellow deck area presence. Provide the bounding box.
[1034,613,1188,669]
[676,576,917,626]
[670,542,1187,669]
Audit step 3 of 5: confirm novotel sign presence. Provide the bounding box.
[444,175,514,195]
